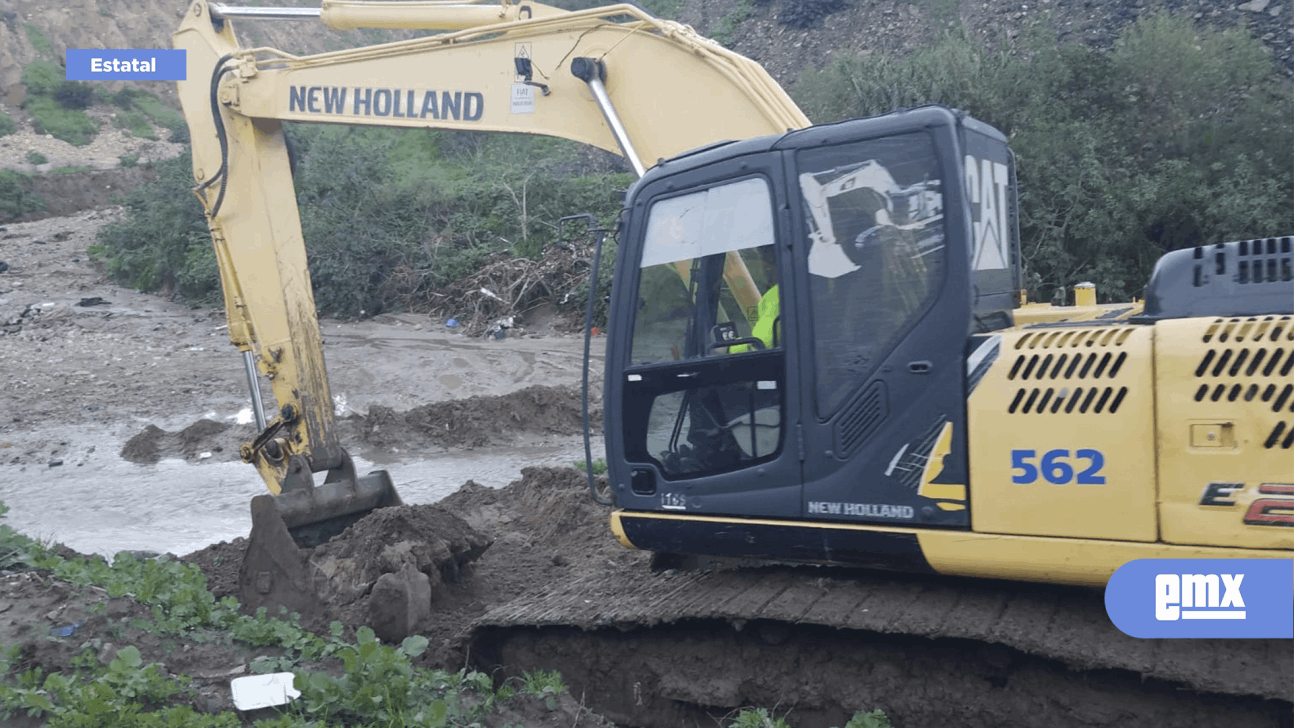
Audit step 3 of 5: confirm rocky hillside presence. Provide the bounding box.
[679,0,1293,89]
[0,0,1288,208]
[1,0,1288,105]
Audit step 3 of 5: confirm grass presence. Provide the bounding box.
[25,96,99,146]
[573,457,608,475]
[23,24,52,57]
[710,0,753,48]
[115,110,158,140]
[131,92,185,132]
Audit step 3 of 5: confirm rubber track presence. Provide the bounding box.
[470,564,1293,701]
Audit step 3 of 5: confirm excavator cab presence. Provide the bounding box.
[605,107,1020,562]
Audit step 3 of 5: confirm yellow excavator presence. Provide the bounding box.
[173,0,814,614]
[176,1,1293,720]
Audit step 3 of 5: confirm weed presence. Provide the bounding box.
[130,92,185,131]
[119,153,139,169]
[574,458,608,475]
[519,669,565,710]
[25,151,46,165]
[25,97,98,146]
[841,710,894,728]
[115,110,158,140]
[23,24,52,57]
[20,60,63,96]
[0,111,16,137]
[731,707,791,728]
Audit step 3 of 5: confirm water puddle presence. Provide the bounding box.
[0,435,601,558]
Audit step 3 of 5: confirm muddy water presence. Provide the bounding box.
[0,425,602,558]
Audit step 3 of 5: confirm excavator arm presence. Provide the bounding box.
[171,0,809,610]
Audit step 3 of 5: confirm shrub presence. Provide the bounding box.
[53,81,94,109]
[25,96,99,146]
[20,59,63,96]
[0,170,45,222]
[119,153,139,168]
[25,151,46,165]
[794,11,1294,303]
[91,152,218,301]
[0,111,16,137]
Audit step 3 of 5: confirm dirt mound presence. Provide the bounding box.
[181,465,627,667]
[352,384,593,451]
[120,419,252,464]
[117,384,592,466]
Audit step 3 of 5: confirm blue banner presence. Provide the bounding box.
[1105,559,1293,638]
[65,49,186,81]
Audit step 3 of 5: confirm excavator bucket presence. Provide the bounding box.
[238,466,401,620]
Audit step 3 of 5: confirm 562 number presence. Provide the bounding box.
[1011,449,1106,485]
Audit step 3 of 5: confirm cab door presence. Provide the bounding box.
[606,152,804,518]
[787,113,977,528]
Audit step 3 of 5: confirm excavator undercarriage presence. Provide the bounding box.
[466,562,1293,727]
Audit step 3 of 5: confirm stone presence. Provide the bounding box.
[366,562,431,644]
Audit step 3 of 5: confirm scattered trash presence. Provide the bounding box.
[230,672,300,711]
[49,621,84,638]
[198,451,213,460]
[485,316,515,339]
[77,297,111,307]
[48,459,63,468]
[0,261,8,273]
[445,318,459,328]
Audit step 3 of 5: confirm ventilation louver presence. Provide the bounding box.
[1193,316,1294,450]
[1006,328,1133,414]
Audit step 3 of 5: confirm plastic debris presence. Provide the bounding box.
[230,672,300,711]
[49,621,83,638]
[446,318,459,328]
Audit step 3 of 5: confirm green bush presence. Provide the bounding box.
[25,151,46,165]
[794,11,1294,303]
[53,80,94,109]
[114,110,157,139]
[97,124,622,317]
[0,111,16,137]
[25,96,99,146]
[0,170,44,222]
[20,59,63,96]
[91,152,218,301]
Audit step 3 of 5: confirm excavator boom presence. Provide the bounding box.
[174,0,808,614]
